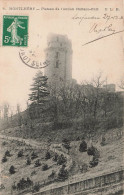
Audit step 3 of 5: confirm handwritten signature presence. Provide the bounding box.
[89,23,115,33]
[82,29,124,46]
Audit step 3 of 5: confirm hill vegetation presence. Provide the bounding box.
[0,72,123,142]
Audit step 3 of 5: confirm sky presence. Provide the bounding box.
[0,0,124,111]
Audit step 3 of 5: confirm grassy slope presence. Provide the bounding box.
[0,127,123,195]
[0,139,61,195]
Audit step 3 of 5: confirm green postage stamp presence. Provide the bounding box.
[2,15,28,47]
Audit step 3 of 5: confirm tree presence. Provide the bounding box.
[48,83,81,128]
[5,150,11,157]
[119,77,124,90]
[33,183,40,192]
[31,151,38,160]
[89,156,99,168]
[29,71,49,105]
[57,154,67,165]
[62,138,71,154]
[9,165,15,174]
[79,140,87,152]
[34,159,41,167]
[53,153,59,162]
[2,156,7,163]
[57,165,68,181]
[18,150,23,157]
[3,103,9,120]
[42,164,48,171]
[45,151,51,160]
[87,146,96,156]
[16,104,22,126]
[26,157,31,165]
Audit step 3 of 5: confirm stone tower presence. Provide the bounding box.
[44,34,73,87]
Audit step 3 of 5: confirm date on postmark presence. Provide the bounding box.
[2,15,28,47]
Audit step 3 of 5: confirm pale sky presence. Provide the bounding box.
[0,0,124,111]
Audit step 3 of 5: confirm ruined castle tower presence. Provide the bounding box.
[44,34,73,87]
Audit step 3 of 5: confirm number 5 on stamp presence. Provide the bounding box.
[2,15,28,47]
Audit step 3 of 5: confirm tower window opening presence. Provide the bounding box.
[56,60,59,68]
[56,52,59,59]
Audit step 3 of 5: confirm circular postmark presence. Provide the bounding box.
[19,48,50,69]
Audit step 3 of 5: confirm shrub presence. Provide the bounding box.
[80,163,88,173]
[2,156,7,163]
[33,183,40,192]
[34,159,41,167]
[18,150,23,157]
[53,153,59,162]
[87,146,96,156]
[31,170,36,176]
[26,158,31,165]
[48,170,55,179]
[62,138,71,153]
[100,136,106,146]
[5,150,11,157]
[2,141,7,146]
[76,137,80,141]
[79,140,87,152]
[63,142,71,152]
[62,138,69,143]
[89,156,99,168]
[42,164,48,171]
[9,165,15,174]
[45,151,51,160]
[57,165,68,181]
[12,183,16,190]
[57,154,67,165]
[31,151,38,160]
[17,177,33,190]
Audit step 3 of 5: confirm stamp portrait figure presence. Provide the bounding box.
[7,17,25,45]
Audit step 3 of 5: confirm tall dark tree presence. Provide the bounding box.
[29,71,49,105]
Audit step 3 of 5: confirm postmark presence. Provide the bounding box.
[19,48,50,69]
[2,15,28,47]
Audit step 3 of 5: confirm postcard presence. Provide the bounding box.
[0,0,124,195]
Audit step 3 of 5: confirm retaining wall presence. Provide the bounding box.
[34,169,124,195]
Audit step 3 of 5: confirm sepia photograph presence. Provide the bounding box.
[0,0,124,194]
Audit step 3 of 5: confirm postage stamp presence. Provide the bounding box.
[2,15,28,47]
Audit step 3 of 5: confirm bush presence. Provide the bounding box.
[80,163,88,173]
[26,158,31,165]
[31,152,38,160]
[48,170,55,179]
[2,141,7,146]
[100,136,106,146]
[57,154,67,165]
[62,138,71,153]
[45,151,51,160]
[2,156,7,163]
[89,156,99,168]
[12,183,16,190]
[9,165,15,174]
[34,159,41,167]
[31,170,36,176]
[18,150,23,157]
[79,140,87,152]
[5,150,11,157]
[87,146,96,156]
[33,183,40,192]
[57,165,68,181]
[42,164,48,171]
[17,177,33,190]
[76,137,80,141]
[53,153,59,162]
